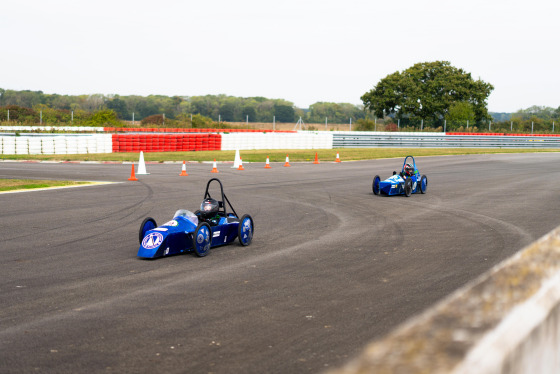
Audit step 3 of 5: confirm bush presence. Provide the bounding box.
[140,114,164,126]
[86,109,122,127]
[0,105,38,123]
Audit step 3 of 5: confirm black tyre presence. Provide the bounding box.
[404,178,412,197]
[420,175,428,194]
[372,175,381,195]
[238,214,254,246]
[193,222,212,257]
[139,217,157,244]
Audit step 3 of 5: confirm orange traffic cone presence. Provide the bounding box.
[284,154,291,167]
[179,161,188,176]
[335,152,341,163]
[211,159,219,173]
[264,156,272,169]
[238,158,245,170]
[128,164,138,181]
[313,152,320,164]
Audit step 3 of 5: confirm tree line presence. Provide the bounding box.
[0,88,366,125]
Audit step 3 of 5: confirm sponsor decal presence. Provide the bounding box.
[413,182,417,190]
[213,231,221,237]
[153,228,168,232]
[162,220,179,227]
[243,220,251,231]
[165,248,169,255]
[142,232,163,249]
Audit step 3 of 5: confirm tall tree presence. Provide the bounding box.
[361,61,494,123]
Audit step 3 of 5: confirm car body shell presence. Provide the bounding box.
[373,156,427,196]
[137,178,253,259]
[138,212,242,258]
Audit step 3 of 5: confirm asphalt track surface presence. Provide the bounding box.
[1,153,559,374]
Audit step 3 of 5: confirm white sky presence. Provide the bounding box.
[2,0,559,112]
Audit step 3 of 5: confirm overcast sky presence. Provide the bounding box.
[2,0,559,112]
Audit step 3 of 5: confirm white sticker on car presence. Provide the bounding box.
[142,232,163,249]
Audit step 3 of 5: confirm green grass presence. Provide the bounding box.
[0,148,558,163]
[0,179,92,192]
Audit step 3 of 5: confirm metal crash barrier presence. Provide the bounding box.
[333,133,560,148]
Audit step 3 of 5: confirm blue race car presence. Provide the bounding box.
[138,178,254,259]
[372,156,428,197]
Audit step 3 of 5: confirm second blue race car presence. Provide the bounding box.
[137,178,254,259]
[372,155,428,197]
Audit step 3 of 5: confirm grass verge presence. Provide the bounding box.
[0,179,93,192]
[0,148,558,163]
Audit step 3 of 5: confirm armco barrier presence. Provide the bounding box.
[333,132,560,148]
[329,226,560,374]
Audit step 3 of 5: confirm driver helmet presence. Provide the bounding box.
[200,198,219,218]
[404,163,415,176]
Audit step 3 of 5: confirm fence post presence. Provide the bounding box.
[71,110,73,124]
[7,109,9,121]
[554,122,555,133]
[511,121,513,131]
[421,119,423,131]
[325,117,328,130]
[349,117,352,131]
[467,120,469,129]
[532,121,534,134]
[40,110,42,125]
[444,120,446,133]
[398,119,400,129]
[273,116,275,131]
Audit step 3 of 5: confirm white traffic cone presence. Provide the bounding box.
[137,151,149,174]
[232,149,241,169]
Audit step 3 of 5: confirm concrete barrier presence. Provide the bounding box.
[329,226,560,374]
[221,132,333,150]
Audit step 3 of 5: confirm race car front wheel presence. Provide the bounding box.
[420,175,428,194]
[372,175,381,195]
[193,222,212,257]
[238,214,254,246]
[404,178,413,197]
[139,217,157,244]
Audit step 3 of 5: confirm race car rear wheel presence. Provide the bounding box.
[139,217,157,244]
[193,222,212,257]
[238,214,254,246]
[404,178,413,197]
[372,175,381,195]
[420,175,428,194]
